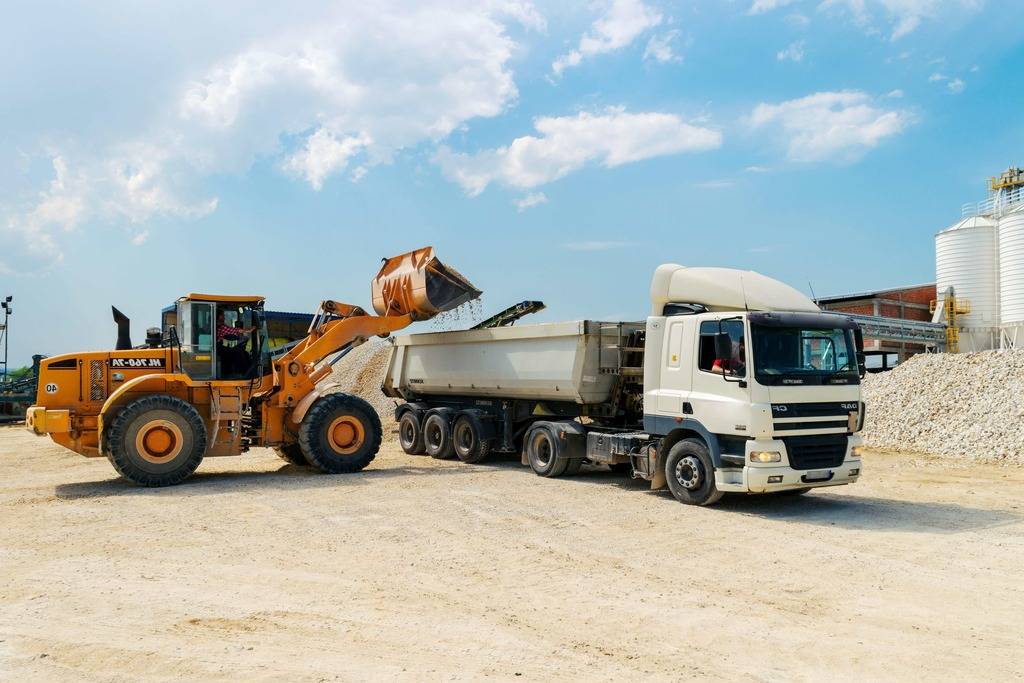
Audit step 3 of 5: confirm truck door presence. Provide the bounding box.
[656,317,694,413]
[690,319,750,435]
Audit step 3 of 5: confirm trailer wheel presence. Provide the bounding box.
[398,411,426,455]
[423,411,455,460]
[105,395,207,487]
[274,443,309,466]
[664,438,723,506]
[452,414,491,464]
[526,425,568,477]
[299,393,382,474]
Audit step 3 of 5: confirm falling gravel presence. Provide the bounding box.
[861,350,1024,465]
[326,338,398,439]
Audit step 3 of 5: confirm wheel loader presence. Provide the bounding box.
[25,247,479,486]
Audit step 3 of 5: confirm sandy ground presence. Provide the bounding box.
[1,426,1023,682]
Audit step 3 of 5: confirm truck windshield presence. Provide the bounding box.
[751,325,859,385]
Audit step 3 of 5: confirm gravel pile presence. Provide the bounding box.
[327,338,399,437]
[861,350,1024,464]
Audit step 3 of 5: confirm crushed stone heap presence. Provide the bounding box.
[860,350,1024,465]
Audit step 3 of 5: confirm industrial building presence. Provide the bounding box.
[817,283,937,363]
[935,166,1024,351]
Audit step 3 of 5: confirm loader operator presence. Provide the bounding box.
[217,309,256,377]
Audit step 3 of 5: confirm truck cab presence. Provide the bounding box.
[640,265,863,502]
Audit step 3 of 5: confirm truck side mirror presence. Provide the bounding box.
[854,328,866,377]
[714,333,732,361]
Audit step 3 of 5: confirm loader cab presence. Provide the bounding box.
[171,294,268,381]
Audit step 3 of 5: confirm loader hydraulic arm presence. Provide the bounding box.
[267,301,415,409]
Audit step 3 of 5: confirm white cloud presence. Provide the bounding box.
[928,72,947,82]
[819,0,983,40]
[947,77,966,94]
[744,165,772,173]
[776,40,805,62]
[693,179,735,189]
[283,129,371,191]
[3,1,541,270]
[748,90,914,162]
[749,0,796,14]
[437,107,722,195]
[552,0,662,76]
[887,89,905,98]
[643,31,681,64]
[515,192,548,211]
[563,240,638,251]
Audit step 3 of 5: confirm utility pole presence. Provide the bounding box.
[1,296,11,382]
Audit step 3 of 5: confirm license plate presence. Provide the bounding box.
[804,470,831,481]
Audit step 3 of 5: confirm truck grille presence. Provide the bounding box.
[782,435,847,470]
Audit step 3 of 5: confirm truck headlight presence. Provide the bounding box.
[850,446,864,458]
[750,451,781,463]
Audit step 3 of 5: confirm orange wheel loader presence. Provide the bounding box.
[25,247,479,486]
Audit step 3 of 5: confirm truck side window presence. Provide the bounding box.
[698,320,745,373]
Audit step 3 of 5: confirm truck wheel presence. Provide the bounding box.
[664,438,723,506]
[526,425,568,477]
[423,411,455,460]
[563,458,583,476]
[299,393,382,474]
[274,443,309,466]
[452,414,491,464]
[398,411,426,455]
[105,395,207,487]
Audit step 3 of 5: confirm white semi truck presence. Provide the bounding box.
[382,265,865,505]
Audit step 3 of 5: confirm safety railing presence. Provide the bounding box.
[962,185,1024,218]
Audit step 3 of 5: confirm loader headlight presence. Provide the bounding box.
[750,451,781,463]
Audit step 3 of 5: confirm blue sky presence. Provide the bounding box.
[2,0,1022,367]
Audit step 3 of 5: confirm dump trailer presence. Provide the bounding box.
[383,265,865,506]
[26,247,479,486]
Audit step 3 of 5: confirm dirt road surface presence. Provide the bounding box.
[1,426,1022,681]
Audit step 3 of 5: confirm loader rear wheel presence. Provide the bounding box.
[299,393,381,474]
[526,425,567,478]
[453,414,491,464]
[398,412,426,455]
[106,395,207,487]
[274,443,309,466]
[423,411,455,460]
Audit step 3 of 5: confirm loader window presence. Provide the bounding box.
[179,302,215,379]
[216,304,262,379]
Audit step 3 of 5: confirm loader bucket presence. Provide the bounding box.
[371,246,481,320]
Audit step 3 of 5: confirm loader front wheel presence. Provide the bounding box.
[299,393,381,474]
[274,443,309,466]
[106,395,207,487]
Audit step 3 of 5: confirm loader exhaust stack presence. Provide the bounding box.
[371,247,481,320]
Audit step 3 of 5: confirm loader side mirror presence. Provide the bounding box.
[714,333,732,361]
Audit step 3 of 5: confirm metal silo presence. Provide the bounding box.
[935,216,999,351]
[999,205,1024,348]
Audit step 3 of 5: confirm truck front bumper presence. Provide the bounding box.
[25,406,70,435]
[714,436,862,493]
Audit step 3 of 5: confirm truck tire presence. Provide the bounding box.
[398,411,427,455]
[664,438,723,506]
[526,425,568,477]
[452,413,491,464]
[299,393,381,474]
[274,443,309,466]
[423,411,455,460]
[563,458,584,476]
[105,395,207,487]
